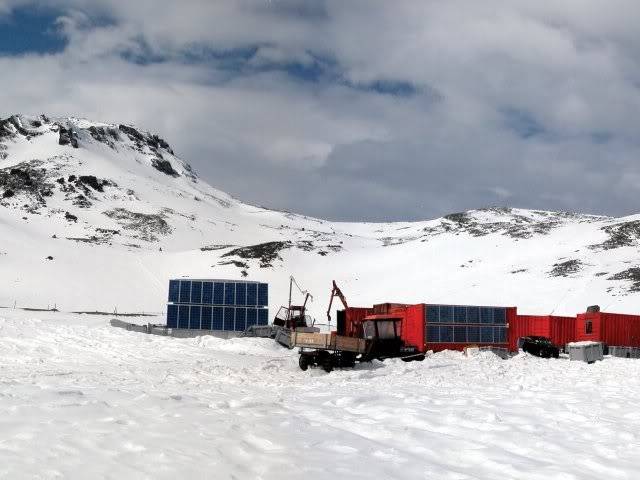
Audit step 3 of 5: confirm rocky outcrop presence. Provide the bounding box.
[103,208,172,242]
[0,115,44,140]
[608,267,640,292]
[591,221,640,250]
[119,124,175,156]
[58,125,78,148]
[87,126,120,148]
[549,259,583,277]
[0,162,54,207]
[151,158,179,177]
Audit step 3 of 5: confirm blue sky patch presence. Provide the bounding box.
[0,6,67,55]
[117,36,419,98]
[350,79,419,97]
[590,131,612,144]
[501,107,545,139]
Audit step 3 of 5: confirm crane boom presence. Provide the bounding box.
[326,280,348,325]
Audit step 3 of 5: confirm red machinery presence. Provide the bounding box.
[293,282,425,372]
[273,276,313,330]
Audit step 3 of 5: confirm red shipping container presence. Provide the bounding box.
[402,304,425,352]
[509,315,576,351]
[575,312,640,347]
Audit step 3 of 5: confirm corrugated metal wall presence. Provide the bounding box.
[576,312,640,347]
[402,304,425,352]
[601,313,640,347]
[509,315,576,351]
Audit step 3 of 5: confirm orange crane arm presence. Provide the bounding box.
[327,280,348,324]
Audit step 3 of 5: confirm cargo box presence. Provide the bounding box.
[290,332,367,353]
[567,341,604,363]
[291,332,332,349]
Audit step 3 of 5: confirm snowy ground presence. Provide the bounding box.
[1,309,639,479]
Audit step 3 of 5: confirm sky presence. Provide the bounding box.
[1,1,640,222]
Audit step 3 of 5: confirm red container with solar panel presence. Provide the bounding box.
[337,302,515,354]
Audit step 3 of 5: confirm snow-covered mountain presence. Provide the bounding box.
[2,114,640,317]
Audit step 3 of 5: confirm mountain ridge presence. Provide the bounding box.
[1,114,640,317]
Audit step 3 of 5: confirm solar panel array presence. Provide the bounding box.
[168,280,268,307]
[425,304,508,344]
[166,279,268,331]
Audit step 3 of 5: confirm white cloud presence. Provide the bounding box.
[1,0,640,220]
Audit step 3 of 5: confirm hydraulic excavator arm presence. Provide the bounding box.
[326,280,348,325]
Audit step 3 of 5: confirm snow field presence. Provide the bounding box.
[0,310,639,479]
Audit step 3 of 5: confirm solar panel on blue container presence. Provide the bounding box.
[246,283,257,306]
[191,282,202,304]
[247,308,257,327]
[258,308,268,326]
[212,306,224,330]
[201,306,212,330]
[236,283,246,306]
[178,305,189,329]
[190,305,202,329]
[236,308,246,332]
[167,279,268,307]
[168,280,180,303]
[167,304,178,328]
[166,304,269,332]
[258,283,268,307]
[224,307,235,331]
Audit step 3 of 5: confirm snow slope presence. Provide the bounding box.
[2,114,640,319]
[2,116,640,479]
[0,309,639,479]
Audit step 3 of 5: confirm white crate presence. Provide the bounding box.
[567,341,603,363]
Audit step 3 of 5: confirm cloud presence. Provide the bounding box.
[1,0,640,221]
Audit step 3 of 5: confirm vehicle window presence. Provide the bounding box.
[585,320,593,334]
[274,306,289,322]
[376,320,397,339]
[363,321,376,339]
